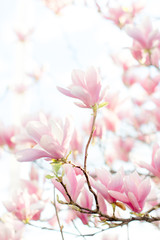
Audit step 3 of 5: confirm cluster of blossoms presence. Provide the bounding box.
[1,1,160,239]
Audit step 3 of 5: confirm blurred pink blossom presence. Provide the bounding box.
[0,214,24,240]
[17,117,73,162]
[126,17,160,66]
[104,1,144,28]
[139,144,160,178]
[43,0,73,14]
[4,189,45,222]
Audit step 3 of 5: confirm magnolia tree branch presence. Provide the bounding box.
[53,187,64,240]
[55,174,160,228]
[68,162,99,211]
[84,107,97,171]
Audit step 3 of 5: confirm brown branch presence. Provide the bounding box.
[68,162,99,211]
[84,108,97,171]
[53,187,65,240]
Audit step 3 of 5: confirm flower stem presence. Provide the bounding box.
[84,107,97,171]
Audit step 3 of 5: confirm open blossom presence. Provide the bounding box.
[52,164,85,202]
[57,66,107,108]
[91,168,124,204]
[0,214,24,240]
[139,144,160,178]
[104,1,144,28]
[126,17,160,66]
[43,0,73,14]
[4,189,45,222]
[109,171,151,213]
[16,117,73,162]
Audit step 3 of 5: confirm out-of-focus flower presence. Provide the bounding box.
[103,109,119,132]
[126,17,160,66]
[109,171,151,213]
[16,117,73,162]
[0,123,16,149]
[83,118,106,140]
[14,28,34,42]
[43,0,73,14]
[27,65,46,82]
[139,75,160,95]
[57,66,107,108]
[113,137,135,162]
[12,83,30,94]
[70,128,83,157]
[139,144,160,178]
[0,214,24,240]
[4,189,45,222]
[104,1,144,28]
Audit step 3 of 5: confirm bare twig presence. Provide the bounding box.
[84,108,97,171]
[53,187,65,240]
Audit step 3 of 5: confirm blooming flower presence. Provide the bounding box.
[57,66,107,108]
[91,168,124,203]
[104,1,144,28]
[43,0,73,14]
[109,171,151,213]
[139,144,160,178]
[126,17,160,66]
[0,214,24,240]
[17,117,73,162]
[52,164,85,201]
[4,189,45,222]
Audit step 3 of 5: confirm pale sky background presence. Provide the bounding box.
[0,0,160,239]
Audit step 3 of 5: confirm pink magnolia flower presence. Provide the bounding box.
[91,168,124,204]
[43,0,73,14]
[70,128,83,157]
[76,187,93,224]
[4,189,45,222]
[113,137,134,162]
[139,144,160,178]
[57,66,107,108]
[126,17,160,66]
[12,83,30,94]
[16,117,73,162]
[27,65,45,82]
[139,75,160,95]
[83,118,105,140]
[0,214,24,240]
[104,1,144,28]
[153,108,160,130]
[52,164,85,202]
[14,28,34,42]
[0,123,16,149]
[104,91,121,111]
[122,70,139,87]
[109,171,151,213]
[103,109,119,132]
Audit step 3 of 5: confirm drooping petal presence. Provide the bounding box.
[16,148,52,162]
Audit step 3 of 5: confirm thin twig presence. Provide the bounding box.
[72,220,87,240]
[53,187,65,240]
[84,108,97,171]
